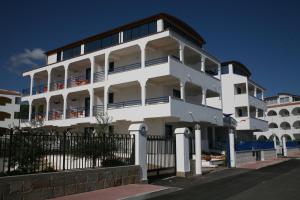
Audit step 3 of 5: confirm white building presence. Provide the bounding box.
[21,13,224,144]
[220,61,268,141]
[0,89,21,130]
[255,93,300,143]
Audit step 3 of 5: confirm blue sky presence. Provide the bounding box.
[0,0,299,96]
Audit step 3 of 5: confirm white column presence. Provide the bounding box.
[30,75,34,96]
[140,44,146,68]
[195,124,202,175]
[175,127,190,177]
[201,56,206,72]
[217,64,221,79]
[47,69,51,92]
[180,81,185,101]
[46,97,50,121]
[141,81,146,106]
[256,108,259,118]
[282,136,287,157]
[229,128,236,168]
[254,87,257,97]
[63,94,67,119]
[105,53,109,81]
[28,101,32,121]
[202,89,207,106]
[179,43,184,63]
[273,136,277,154]
[90,57,95,84]
[104,86,109,112]
[129,123,148,182]
[89,89,94,117]
[64,65,68,89]
[157,19,164,32]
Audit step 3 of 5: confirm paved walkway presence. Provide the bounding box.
[237,157,289,169]
[50,184,168,200]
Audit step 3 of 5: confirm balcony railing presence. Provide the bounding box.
[32,84,48,95]
[108,62,141,75]
[48,110,63,120]
[50,80,65,91]
[31,112,46,121]
[93,105,104,116]
[22,88,30,96]
[145,96,170,105]
[94,71,105,83]
[67,75,90,88]
[66,107,89,119]
[145,55,180,67]
[108,100,141,109]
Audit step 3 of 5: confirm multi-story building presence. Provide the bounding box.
[21,13,224,143]
[255,93,300,144]
[0,89,21,130]
[219,61,268,141]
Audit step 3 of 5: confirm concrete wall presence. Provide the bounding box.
[0,165,141,200]
[235,151,256,167]
[262,149,277,160]
[287,148,300,157]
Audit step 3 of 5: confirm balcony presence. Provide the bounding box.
[108,62,141,75]
[67,75,90,88]
[107,100,141,109]
[236,116,268,131]
[66,107,90,119]
[32,84,48,95]
[249,95,266,110]
[93,105,104,116]
[93,71,105,83]
[50,80,65,91]
[48,110,63,120]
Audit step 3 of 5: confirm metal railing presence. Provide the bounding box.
[145,56,169,67]
[31,112,46,121]
[50,80,65,91]
[93,71,105,83]
[108,62,141,74]
[93,105,104,116]
[32,84,48,95]
[67,75,90,88]
[146,96,170,105]
[108,100,141,109]
[48,110,63,120]
[66,107,89,119]
[0,130,135,177]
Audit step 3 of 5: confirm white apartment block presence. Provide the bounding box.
[0,89,21,130]
[220,61,268,141]
[255,93,300,143]
[21,13,225,144]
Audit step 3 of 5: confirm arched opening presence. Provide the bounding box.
[0,97,12,106]
[269,134,280,145]
[269,123,278,129]
[185,82,203,106]
[31,98,47,121]
[257,135,268,141]
[183,46,202,72]
[50,66,65,91]
[67,59,91,88]
[33,71,48,95]
[282,134,292,141]
[0,112,11,121]
[204,58,219,76]
[108,45,141,74]
[280,122,291,130]
[279,109,289,117]
[292,107,300,116]
[293,121,300,129]
[49,95,64,120]
[66,90,90,119]
[267,110,277,116]
[145,37,179,66]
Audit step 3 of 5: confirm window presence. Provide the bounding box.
[63,46,81,60]
[102,34,119,48]
[221,65,229,74]
[123,21,157,42]
[279,97,289,103]
[109,93,114,104]
[15,97,21,104]
[109,62,114,72]
[85,39,101,53]
[233,66,248,77]
[173,89,181,99]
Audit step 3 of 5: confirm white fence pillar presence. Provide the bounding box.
[129,123,148,182]
[195,124,202,175]
[282,136,287,157]
[175,127,190,177]
[229,128,236,168]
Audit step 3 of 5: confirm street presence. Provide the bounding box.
[149,159,300,200]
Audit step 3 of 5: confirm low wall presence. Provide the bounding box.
[261,149,277,160]
[287,148,300,157]
[0,165,141,200]
[235,151,256,167]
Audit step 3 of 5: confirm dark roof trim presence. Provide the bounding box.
[221,60,252,77]
[0,89,20,96]
[45,13,206,55]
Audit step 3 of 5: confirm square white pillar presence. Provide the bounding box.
[195,124,202,175]
[229,129,236,168]
[175,127,190,177]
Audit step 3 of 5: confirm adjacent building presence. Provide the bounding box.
[0,89,21,130]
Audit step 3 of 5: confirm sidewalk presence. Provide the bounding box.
[50,184,170,200]
[237,157,290,169]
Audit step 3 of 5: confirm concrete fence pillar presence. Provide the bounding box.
[195,124,202,175]
[229,128,236,168]
[175,127,190,177]
[129,123,148,182]
[282,136,287,157]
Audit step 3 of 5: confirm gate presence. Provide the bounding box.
[147,135,176,179]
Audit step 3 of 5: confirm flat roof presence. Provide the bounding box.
[45,13,206,55]
[221,60,252,77]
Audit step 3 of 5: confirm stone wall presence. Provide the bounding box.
[236,151,257,167]
[0,165,141,200]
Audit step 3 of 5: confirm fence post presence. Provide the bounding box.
[129,123,148,183]
[7,129,13,173]
[229,128,236,168]
[174,127,190,177]
[62,131,66,171]
[195,124,202,175]
[282,136,287,157]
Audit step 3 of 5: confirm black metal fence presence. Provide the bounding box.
[0,130,135,177]
[147,135,176,177]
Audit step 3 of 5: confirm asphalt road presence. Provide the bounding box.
[149,159,300,200]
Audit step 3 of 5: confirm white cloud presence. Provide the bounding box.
[5,48,46,75]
